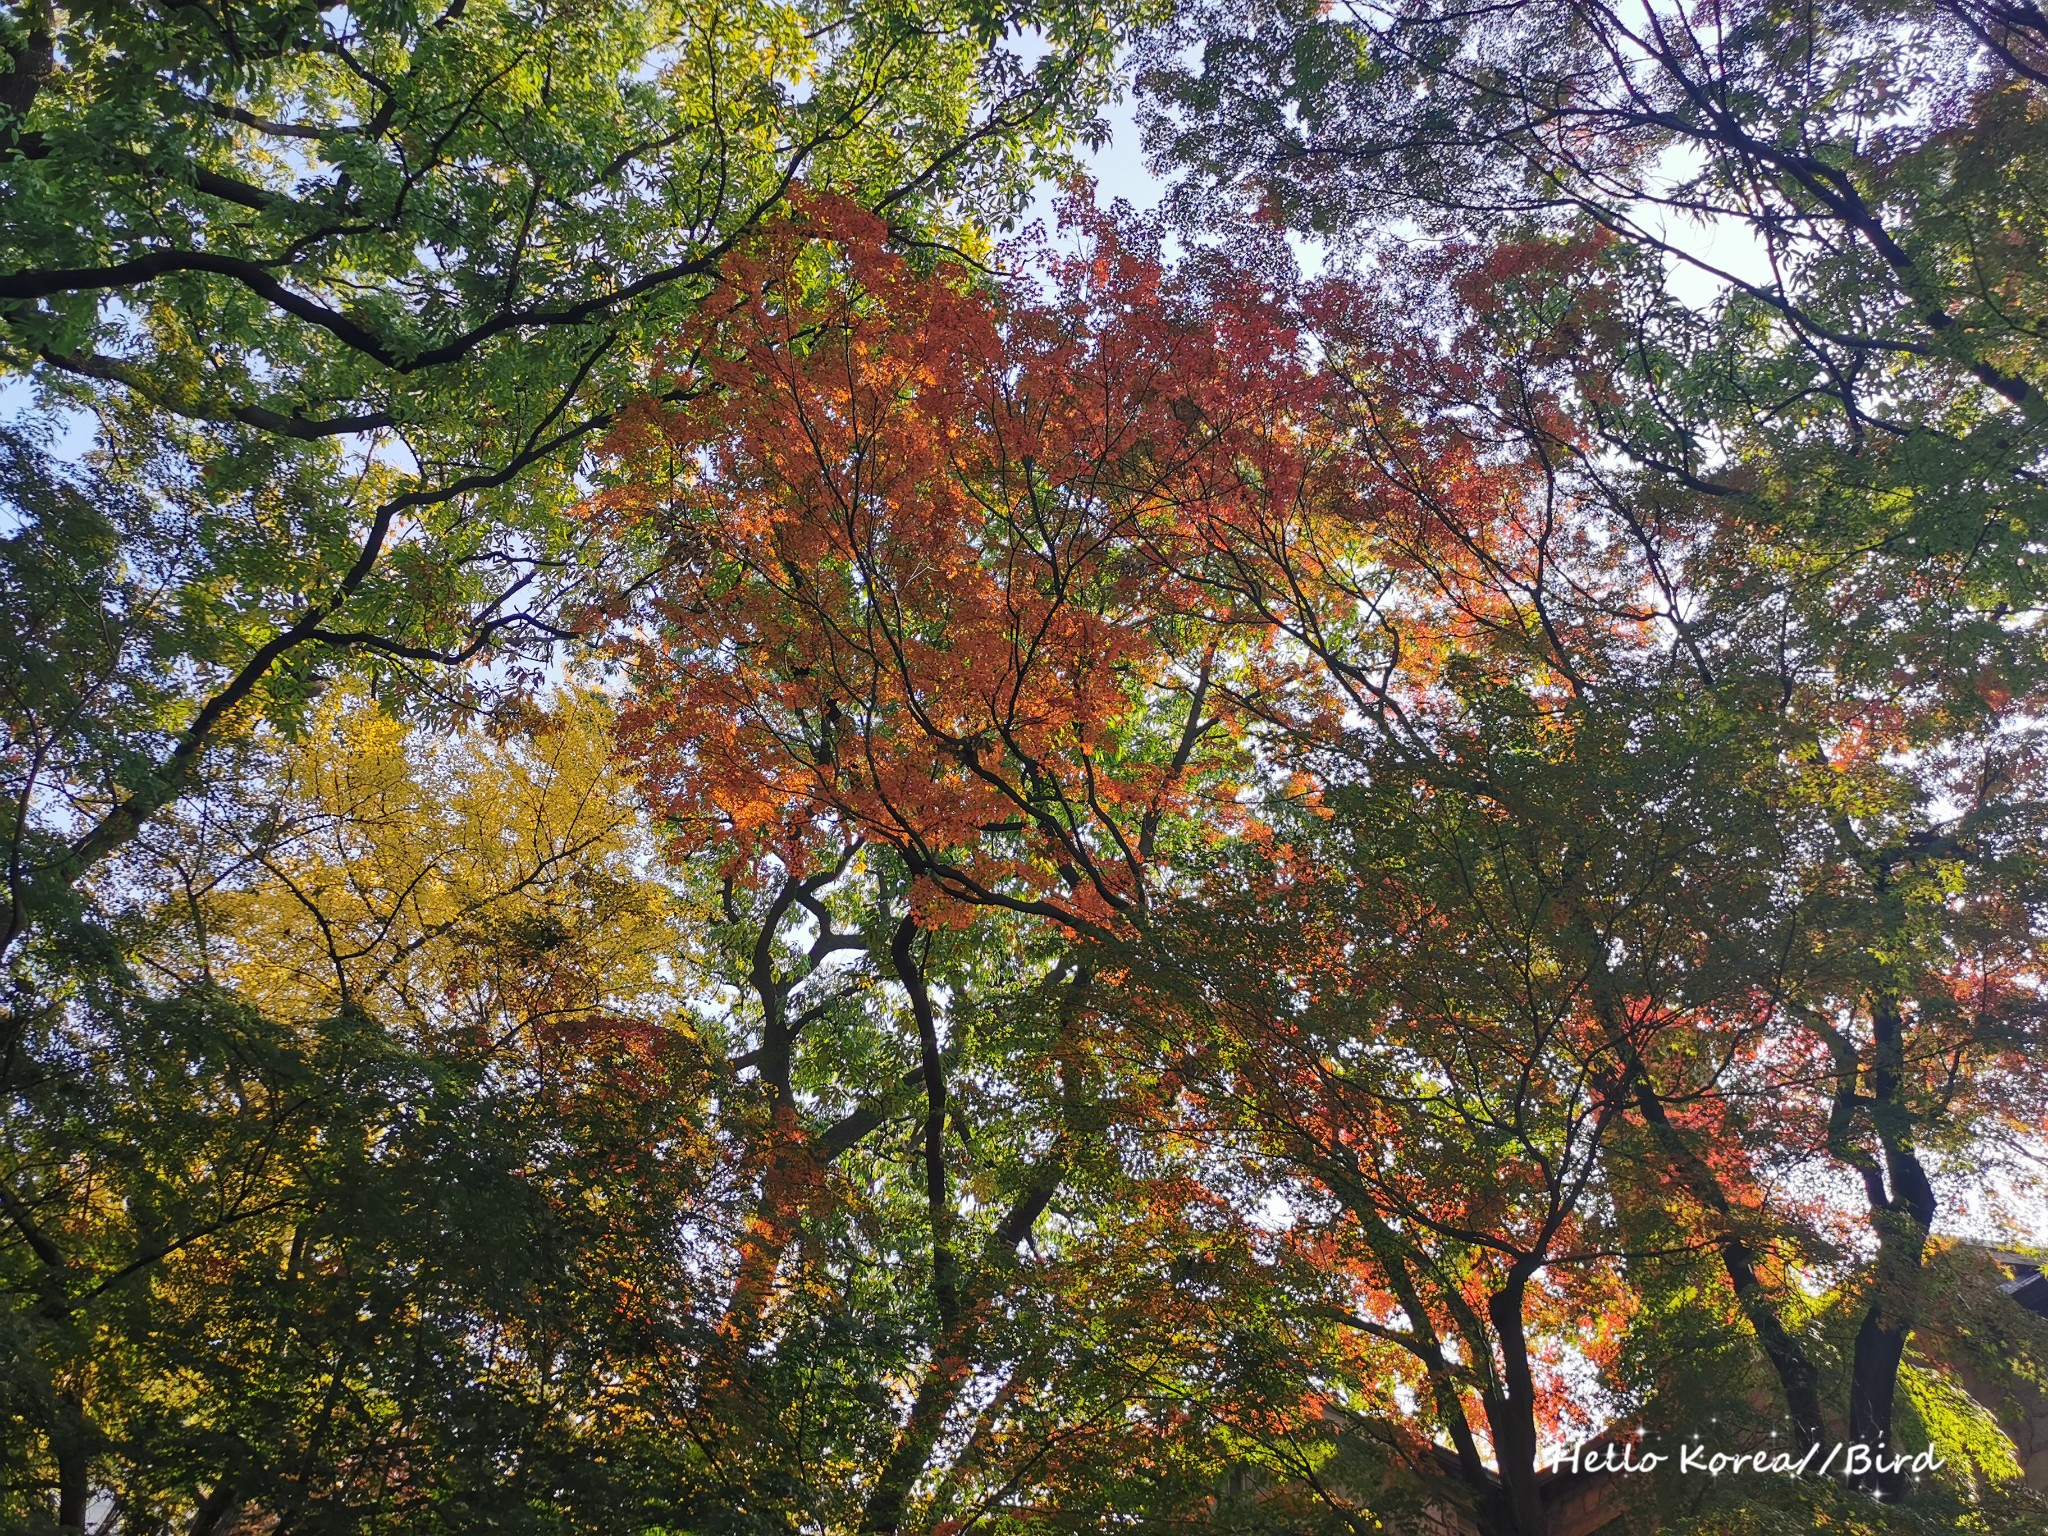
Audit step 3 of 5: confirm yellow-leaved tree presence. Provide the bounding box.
[2,689,728,1533]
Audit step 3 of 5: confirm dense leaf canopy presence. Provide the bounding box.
[4,3,2047,1536]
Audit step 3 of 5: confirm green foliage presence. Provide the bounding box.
[5,1,2048,1532]
[1897,1359,2024,1490]
[0,0,1139,948]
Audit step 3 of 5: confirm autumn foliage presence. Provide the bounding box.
[10,5,2048,1533]
[587,190,2048,1535]
[592,195,1329,929]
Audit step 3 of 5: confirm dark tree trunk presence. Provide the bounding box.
[0,0,53,152]
[1845,1179,1935,1498]
[862,918,963,1536]
[189,1481,237,1536]
[1484,1282,1548,1536]
[859,1324,974,1536]
[53,1390,88,1531]
[860,958,1084,1535]
[1577,921,1829,1453]
[1848,1298,1913,1497]
[1845,996,1937,1500]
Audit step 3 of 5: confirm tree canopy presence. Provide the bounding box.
[4,3,2047,1535]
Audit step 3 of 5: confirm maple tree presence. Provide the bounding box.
[6,1,2047,1531]
[0,0,1136,959]
[1135,0,2048,1514]
[596,186,2048,1534]
[587,194,1359,1529]
[590,194,1313,930]
[1223,238,2048,1525]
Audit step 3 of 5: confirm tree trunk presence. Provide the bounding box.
[1484,1283,1548,1536]
[860,962,1085,1535]
[189,1481,237,1536]
[1577,923,1828,1453]
[1844,1159,1935,1498]
[862,917,964,1536]
[53,1389,89,1532]
[859,1322,976,1535]
[1848,1291,1915,1499]
[0,0,53,155]
[1845,995,1937,1500]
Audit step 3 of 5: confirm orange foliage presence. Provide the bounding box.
[591,195,1324,926]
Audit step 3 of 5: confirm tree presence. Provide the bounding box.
[0,0,1138,955]
[6,684,1165,1532]
[1139,0,2048,1499]
[591,193,1308,932]
[14,13,2038,1522]
[593,196,1425,1531]
[601,186,2048,1530]
[594,196,1572,1531]
[1,689,727,1531]
[0,18,1181,1516]
[1139,0,2048,439]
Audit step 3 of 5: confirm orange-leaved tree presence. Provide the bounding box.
[586,193,1377,1529]
[587,197,1692,1534]
[588,193,1346,931]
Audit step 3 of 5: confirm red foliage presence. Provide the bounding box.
[591,195,1348,927]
